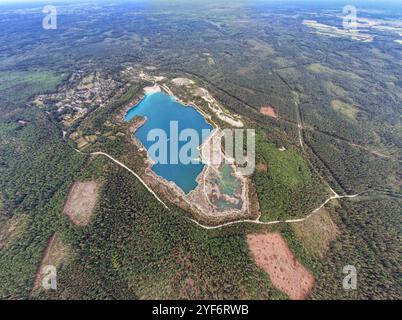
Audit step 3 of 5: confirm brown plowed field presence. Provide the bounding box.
[247,232,315,300]
[260,106,278,118]
[63,181,99,226]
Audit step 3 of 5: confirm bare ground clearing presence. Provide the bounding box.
[260,105,278,118]
[247,233,315,300]
[31,232,73,296]
[63,181,99,226]
[293,208,340,259]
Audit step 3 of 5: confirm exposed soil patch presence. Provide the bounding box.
[247,233,315,300]
[172,77,195,86]
[31,232,73,296]
[260,105,278,118]
[63,181,99,226]
[293,208,340,259]
[330,99,360,120]
[144,84,161,95]
[256,162,268,172]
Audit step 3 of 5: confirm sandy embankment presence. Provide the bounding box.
[121,82,253,223]
[144,85,162,95]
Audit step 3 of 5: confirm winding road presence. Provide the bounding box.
[80,82,364,230]
[88,150,361,230]
[188,193,360,230]
[80,150,170,210]
[73,82,372,231]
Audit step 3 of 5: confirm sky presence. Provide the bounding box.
[0,0,400,2]
[1,0,401,8]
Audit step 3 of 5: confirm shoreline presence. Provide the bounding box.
[124,84,217,192]
[119,96,144,122]
[121,83,254,222]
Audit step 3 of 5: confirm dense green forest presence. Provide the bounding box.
[253,129,329,221]
[0,78,85,297]
[311,198,402,299]
[38,168,286,300]
[0,1,400,299]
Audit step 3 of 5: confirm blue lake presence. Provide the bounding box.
[124,92,213,193]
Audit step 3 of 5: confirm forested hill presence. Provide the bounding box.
[0,1,401,299]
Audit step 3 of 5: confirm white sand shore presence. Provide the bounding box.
[144,85,161,95]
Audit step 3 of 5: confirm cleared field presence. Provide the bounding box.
[31,233,72,295]
[324,81,348,97]
[63,181,99,226]
[256,161,268,172]
[172,77,194,86]
[293,208,340,259]
[254,130,328,221]
[307,63,362,81]
[246,39,275,58]
[330,100,359,120]
[0,71,62,102]
[260,106,278,118]
[247,233,315,300]
[303,20,374,42]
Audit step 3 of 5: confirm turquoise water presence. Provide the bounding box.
[124,92,213,193]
